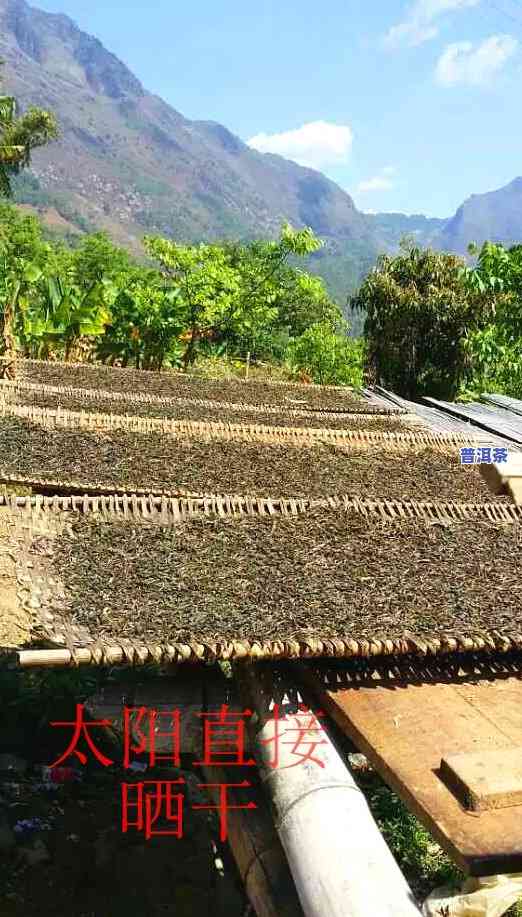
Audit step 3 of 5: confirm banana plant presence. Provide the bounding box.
[0,253,42,377]
[96,276,184,370]
[20,274,115,361]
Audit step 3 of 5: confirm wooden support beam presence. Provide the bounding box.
[201,765,303,917]
[480,458,522,503]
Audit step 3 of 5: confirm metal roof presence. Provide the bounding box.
[482,393,522,416]
[372,386,522,448]
[424,397,522,446]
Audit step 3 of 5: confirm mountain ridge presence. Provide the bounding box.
[1,0,378,304]
[432,176,522,255]
[3,0,522,303]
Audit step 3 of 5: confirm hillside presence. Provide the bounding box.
[367,212,448,252]
[0,0,378,303]
[432,177,522,255]
[5,0,522,310]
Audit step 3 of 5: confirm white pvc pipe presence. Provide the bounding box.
[237,665,421,917]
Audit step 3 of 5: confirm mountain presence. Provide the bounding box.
[366,212,448,252]
[431,177,522,255]
[0,0,378,303]
[5,0,522,309]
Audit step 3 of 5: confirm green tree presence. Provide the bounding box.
[274,269,341,336]
[464,241,522,298]
[144,237,241,370]
[97,267,184,370]
[286,321,365,386]
[458,241,522,398]
[71,232,133,287]
[220,225,331,358]
[0,71,57,376]
[351,244,492,399]
[0,79,58,198]
[0,203,51,377]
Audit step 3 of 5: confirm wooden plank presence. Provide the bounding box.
[440,747,522,812]
[480,458,522,503]
[86,668,234,757]
[302,666,522,876]
[479,462,507,495]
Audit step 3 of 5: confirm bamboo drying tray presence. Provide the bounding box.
[0,380,414,429]
[0,378,404,417]
[2,498,521,669]
[18,359,365,410]
[0,413,503,502]
[0,399,486,444]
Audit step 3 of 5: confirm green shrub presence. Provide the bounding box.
[285,322,365,386]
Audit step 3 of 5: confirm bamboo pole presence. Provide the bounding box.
[235,664,421,917]
[201,764,303,917]
[19,647,125,667]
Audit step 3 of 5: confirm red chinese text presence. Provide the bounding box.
[123,706,181,768]
[122,779,185,839]
[49,703,114,767]
[194,704,256,767]
[260,703,327,769]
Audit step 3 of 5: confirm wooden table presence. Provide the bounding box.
[301,657,522,876]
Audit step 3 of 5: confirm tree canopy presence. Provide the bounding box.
[0,67,58,198]
[0,70,58,376]
[351,244,494,399]
[0,205,357,383]
[457,241,522,398]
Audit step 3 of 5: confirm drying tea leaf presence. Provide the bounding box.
[8,388,412,431]
[20,360,366,410]
[37,509,522,648]
[0,415,503,501]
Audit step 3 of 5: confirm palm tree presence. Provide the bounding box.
[0,66,58,378]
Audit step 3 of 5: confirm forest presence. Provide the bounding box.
[0,203,364,385]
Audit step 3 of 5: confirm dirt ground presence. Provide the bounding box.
[0,687,248,917]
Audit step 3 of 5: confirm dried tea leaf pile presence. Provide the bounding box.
[37,510,522,647]
[20,361,363,410]
[6,388,412,431]
[0,415,501,501]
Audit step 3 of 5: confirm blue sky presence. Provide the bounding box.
[34,0,522,217]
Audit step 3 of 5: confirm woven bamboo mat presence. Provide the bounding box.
[2,498,521,668]
[2,491,521,521]
[0,401,485,445]
[0,382,422,432]
[18,359,367,410]
[19,357,358,391]
[0,416,505,503]
[0,379,405,418]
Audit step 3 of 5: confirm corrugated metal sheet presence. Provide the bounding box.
[360,387,398,408]
[373,387,507,439]
[369,386,520,447]
[424,397,522,446]
[482,393,522,416]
